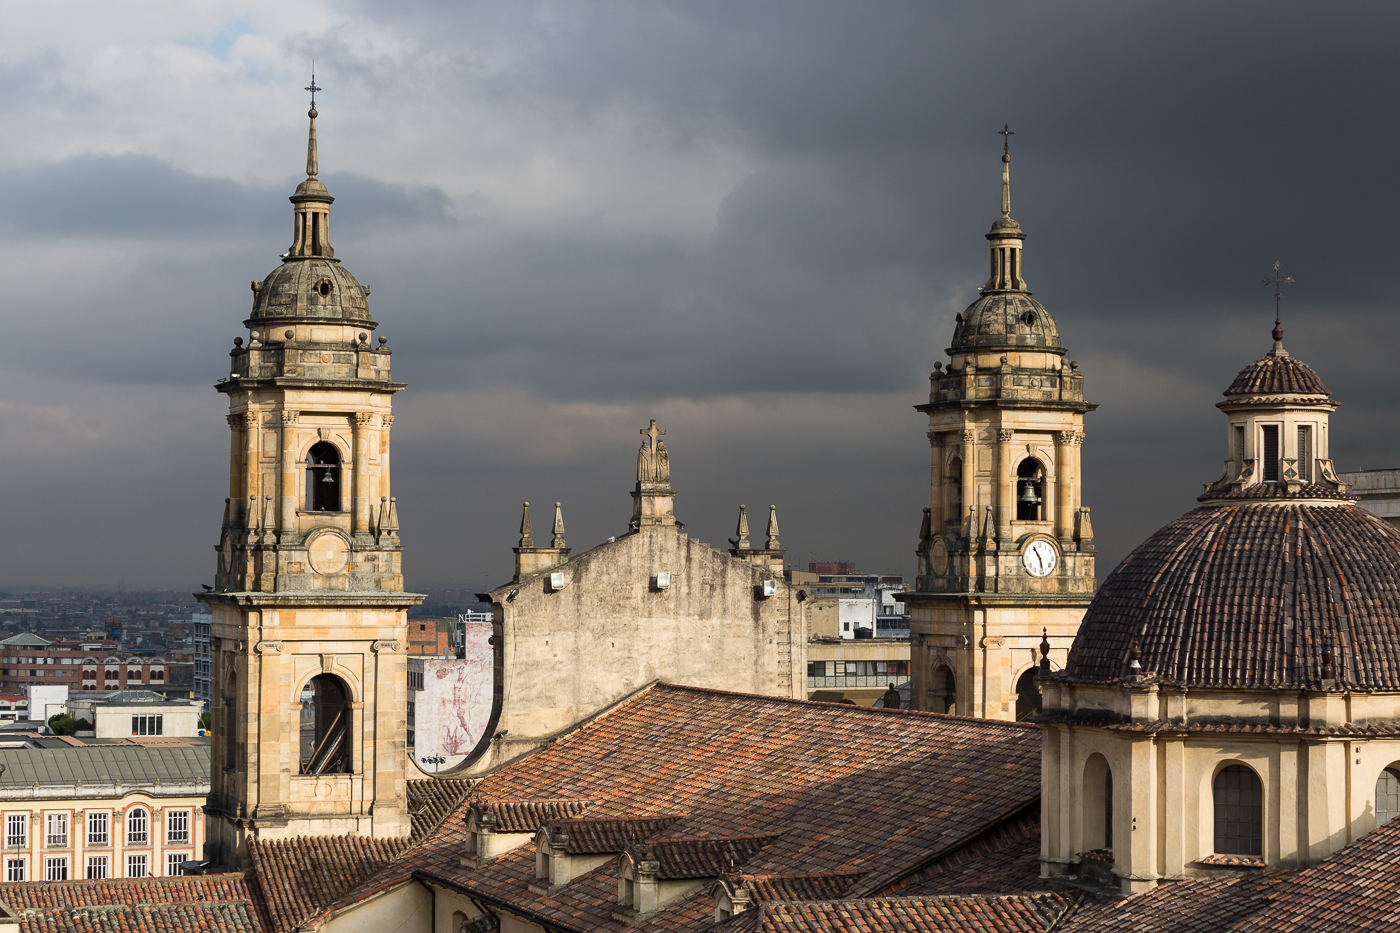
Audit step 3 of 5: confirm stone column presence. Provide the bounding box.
[243,412,260,528]
[996,428,1013,541]
[353,413,373,535]
[227,415,244,514]
[379,415,394,504]
[1055,431,1075,545]
[928,432,945,530]
[279,411,299,537]
[961,428,976,532]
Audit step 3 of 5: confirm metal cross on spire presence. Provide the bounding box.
[305,67,322,110]
[999,123,1014,156]
[1262,259,1295,323]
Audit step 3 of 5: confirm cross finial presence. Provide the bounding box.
[999,123,1014,156]
[640,419,666,448]
[1262,260,1296,353]
[305,67,322,110]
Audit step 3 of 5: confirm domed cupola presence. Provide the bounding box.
[949,136,1063,354]
[1037,284,1400,898]
[248,100,372,324]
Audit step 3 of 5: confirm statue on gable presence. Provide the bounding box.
[637,419,669,483]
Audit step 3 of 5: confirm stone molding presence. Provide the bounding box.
[254,641,284,654]
[371,639,401,654]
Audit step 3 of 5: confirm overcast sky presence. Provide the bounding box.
[0,1,1397,591]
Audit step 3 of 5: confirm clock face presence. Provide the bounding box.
[1022,540,1057,577]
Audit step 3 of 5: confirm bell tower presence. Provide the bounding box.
[199,85,423,867]
[904,131,1097,721]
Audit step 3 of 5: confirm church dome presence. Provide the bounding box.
[1224,354,1331,397]
[251,257,370,323]
[1065,502,1400,690]
[951,292,1063,352]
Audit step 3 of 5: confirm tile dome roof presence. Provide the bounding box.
[1224,354,1330,397]
[1064,503,1400,690]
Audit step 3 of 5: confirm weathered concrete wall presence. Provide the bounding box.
[474,524,805,772]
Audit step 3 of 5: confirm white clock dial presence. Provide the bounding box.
[1022,540,1057,577]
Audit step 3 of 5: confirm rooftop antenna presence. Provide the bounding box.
[1262,260,1295,356]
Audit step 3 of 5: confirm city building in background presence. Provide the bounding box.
[0,735,208,881]
[0,634,193,700]
[191,608,211,709]
[791,565,910,706]
[63,691,203,740]
[1338,468,1400,528]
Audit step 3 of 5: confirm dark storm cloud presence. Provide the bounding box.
[2,1,1400,589]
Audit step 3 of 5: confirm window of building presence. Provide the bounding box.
[131,714,163,736]
[166,853,188,877]
[300,674,352,774]
[86,855,108,880]
[126,808,148,846]
[126,854,148,878]
[166,810,189,844]
[1014,668,1041,721]
[87,811,109,846]
[5,858,25,882]
[44,857,67,881]
[1015,458,1045,521]
[306,442,342,512]
[6,814,25,848]
[1261,425,1280,483]
[46,813,68,848]
[1213,764,1263,856]
[1297,425,1312,482]
[1376,766,1400,827]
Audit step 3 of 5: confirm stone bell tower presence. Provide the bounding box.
[199,86,423,867]
[903,131,1096,721]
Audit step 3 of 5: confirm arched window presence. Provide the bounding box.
[1016,458,1044,521]
[1213,764,1263,856]
[300,674,351,774]
[929,666,956,715]
[126,808,148,846]
[1014,668,1041,721]
[1082,754,1113,851]
[305,442,341,512]
[1377,766,1400,827]
[451,911,469,933]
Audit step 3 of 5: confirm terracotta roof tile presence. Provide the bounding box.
[409,777,475,844]
[0,874,266,933]
[885,809,1048,897]
[248,834,409,933]
[474,799,591,832]
[549,815,686,853]
[738,871,864,902]
[461,913,500,933]
[1057,873,1285,932]
[1065,503,1400,689]
[731,893,1070,933]
[631,834,778,879]
[1224,354,1330,396]
[390,683,1040,933]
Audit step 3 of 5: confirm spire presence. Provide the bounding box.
[1263,260,1295,358]
[734,505,751,550]
[288,73,335,260]
[765,505,780,550]
[983,125,1027,293]
[551,502,566,549]
[305,71,322,178]
[999,123,1013,217]
[518,502,534,548]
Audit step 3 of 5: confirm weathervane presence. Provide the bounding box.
[305,66,321,110]
[1262,259,1295,328]
[999,123,1014,156]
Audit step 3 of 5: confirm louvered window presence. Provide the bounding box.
[1297,426,1311,482]
[1377,767,1400,826]
[1214,765,1263,856]
[1262,426,1279,482]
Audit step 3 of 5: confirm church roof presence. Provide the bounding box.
[0,875,270,933]
[950,293,1062,353]
[727,893,1070,933]
[1064,503,1400,690]
[1223,352,1331,397]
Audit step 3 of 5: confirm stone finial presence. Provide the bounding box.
[765,505,780,550]
[1321,639,1335,682]
[734,505,751,550]
[221,498,232,530]
[518,502,534,548]
[551,502,566,548]
[1128,638,1143,678]
[1039,628,1051,672]
[919,507,932,543]
[1075,506,1094,544]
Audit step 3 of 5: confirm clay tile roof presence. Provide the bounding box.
[409,777,474,844]
[479,799,590,832]
[632,834,778,879]
[1197,481,1352,503]
[732,893,1070,933]
[550,814,685,853]
[389,683,1040,933]
[461,913,500,933]
[1065,503,1400,690]
[1224,353,1330,396]
[884,808,1045,897]
[248,834,410,933]
[740,871,865,902]
[0,874,267,932]
[1057,873,1285,932]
